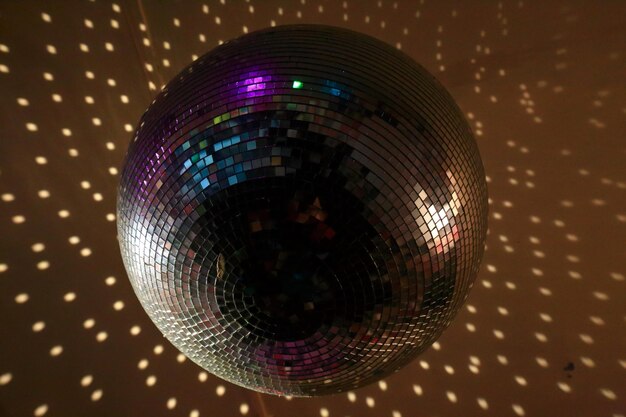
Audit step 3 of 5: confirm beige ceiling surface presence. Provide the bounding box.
[0,1,624,416]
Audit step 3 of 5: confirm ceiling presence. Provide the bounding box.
[0,1,624,416]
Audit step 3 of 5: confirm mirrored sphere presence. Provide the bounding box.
[117,25,488,396]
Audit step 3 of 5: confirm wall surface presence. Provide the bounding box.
[0,1,624,417]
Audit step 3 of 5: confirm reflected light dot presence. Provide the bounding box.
[0,373,12,385]
[34,404,48,416]
[80,375,93,387]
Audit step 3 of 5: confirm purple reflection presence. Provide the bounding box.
[238,73,273,98]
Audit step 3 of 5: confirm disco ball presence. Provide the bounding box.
[117,25,488,397]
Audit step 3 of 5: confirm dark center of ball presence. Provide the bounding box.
[235,231,337,341]
[206,178,386,342]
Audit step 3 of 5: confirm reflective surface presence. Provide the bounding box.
[117,25,488,396]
